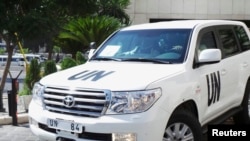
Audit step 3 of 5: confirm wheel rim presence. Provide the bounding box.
[163,122,194,141]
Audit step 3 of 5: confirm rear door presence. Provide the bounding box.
[193,24,249,124]
[214,25,245,108]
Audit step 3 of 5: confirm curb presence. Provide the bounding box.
[0,113,28,125]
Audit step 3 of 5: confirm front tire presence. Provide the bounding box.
[163,110,202,141]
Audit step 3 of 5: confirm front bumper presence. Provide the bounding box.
[28,100,169,141]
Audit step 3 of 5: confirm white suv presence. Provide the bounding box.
[29,20,250,141]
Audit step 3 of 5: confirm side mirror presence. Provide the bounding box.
[88,42,97,59]
[90,42,96,49]
[88,49,95,59]
[198,49,221,63]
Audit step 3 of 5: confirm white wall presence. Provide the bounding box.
[126,0,250,24]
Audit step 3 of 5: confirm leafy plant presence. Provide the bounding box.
[0,48,5,55]
[43,60,57,76]
[76,51,86,65]
[22,48,30,54]
[24,59,41,92]
[58,16,122,48]
[97,0,131,25]
[19,84,31,96]
[61,57,77,70]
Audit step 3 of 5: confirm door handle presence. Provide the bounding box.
[242,62,248,68]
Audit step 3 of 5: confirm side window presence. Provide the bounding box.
[198,31,217,55]
[218,28,239,57]
[234,26,250,51]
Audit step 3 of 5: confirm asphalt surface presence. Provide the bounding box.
[0,65,40,141]
[0,123,39,141]
[0,88,39,141]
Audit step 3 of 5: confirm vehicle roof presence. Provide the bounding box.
[121,20,245,31]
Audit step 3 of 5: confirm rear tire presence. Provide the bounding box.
[233,82,250,124]
[163,110,202,141]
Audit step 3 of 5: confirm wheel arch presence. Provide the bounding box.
[164,100,203,141]
[241,77,250,105]
[171,100,199,119]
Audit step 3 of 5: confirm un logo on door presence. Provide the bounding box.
[206,71,221,106]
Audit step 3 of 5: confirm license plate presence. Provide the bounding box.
[47,118,83,133]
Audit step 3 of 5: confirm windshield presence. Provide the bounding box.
[92,29,191,64]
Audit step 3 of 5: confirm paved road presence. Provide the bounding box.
[0,123,39,141]
[0,65,40,141]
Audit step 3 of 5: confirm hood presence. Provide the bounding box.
[40,62,184,91]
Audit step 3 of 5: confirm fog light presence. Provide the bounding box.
[112,133,137,141]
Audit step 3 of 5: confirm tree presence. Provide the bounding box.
[0,0,57,111]
[98,0,131,25]
[58,16,122,53]
[54,0,98,17]
[56,0,131,56]
[0,0,131,111]
[0,0,37,111]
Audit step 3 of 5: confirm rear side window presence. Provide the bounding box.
[234,26,250,51]
[218,28,239,57]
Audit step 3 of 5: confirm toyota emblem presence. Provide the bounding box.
[63,95,75,108]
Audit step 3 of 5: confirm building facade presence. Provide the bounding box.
[126,0,250,25]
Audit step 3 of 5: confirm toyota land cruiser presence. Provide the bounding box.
[28,20,250,141]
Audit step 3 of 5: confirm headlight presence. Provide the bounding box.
[32,82,45,106]
[107,88,161,114]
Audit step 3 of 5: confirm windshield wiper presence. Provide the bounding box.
[92,57,172,64]
[91,57,122,61]
[121,58,172,64]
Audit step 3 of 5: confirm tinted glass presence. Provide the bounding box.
[218,28,239,56]
[234,26,250,51]
[93,29,191,63]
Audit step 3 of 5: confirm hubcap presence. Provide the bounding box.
[163,122,194,141]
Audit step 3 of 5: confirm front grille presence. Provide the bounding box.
[43,86,110,117]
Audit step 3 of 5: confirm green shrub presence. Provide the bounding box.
[61,57,77,70]
[76,51,86,65]
[43,60,57,76]
[25,59,41,91]
[19,84,31,96]
[0,48,5,55]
